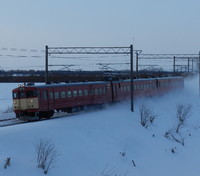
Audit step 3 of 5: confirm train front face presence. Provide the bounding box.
[12,85,39,121]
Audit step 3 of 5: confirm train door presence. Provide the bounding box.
[40,88,54,111]
[48,88,54,110]
[110,82,118,102]
[114,84,118,101]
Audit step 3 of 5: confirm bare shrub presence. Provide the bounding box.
[101,165,127,176]
[101,165,116,176]
[34,139,58,174]
[176,103,192,133]
[3,105,13,113]
[139,103,156,128]
[164,131,184,146]
[131,160,136,167]
[164,103,192,146]
[4,157,11,169]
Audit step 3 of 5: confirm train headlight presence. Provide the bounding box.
[13,100,16,104]
[30,99,34,103]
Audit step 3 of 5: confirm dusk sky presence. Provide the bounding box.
[1,0,200,54]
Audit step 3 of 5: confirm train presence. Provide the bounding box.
[12,76,184,121]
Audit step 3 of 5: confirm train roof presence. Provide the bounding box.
[112,76,183,83]
[31,81,110,88]
[155,76,183,80]
[27,78,154,88]
[14,76,183,90]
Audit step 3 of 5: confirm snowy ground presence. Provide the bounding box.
[0,75,200,176]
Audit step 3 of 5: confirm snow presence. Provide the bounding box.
[0,75,200,176]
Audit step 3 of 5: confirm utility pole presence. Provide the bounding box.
[199,51,200,96]
[45,45,48,84]
[173,56,176,73]
[136,52,138,78]
[130,45,134,112]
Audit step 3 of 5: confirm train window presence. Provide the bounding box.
[123,86,126,91]
[78,90,83,96]
[136,85,139,90]
[26,90,38,97]
[133,85,136,90]
[113,86,116,93]
[103,87,107,94]
[67,91,72,98]
[127,85,130,91]
[124,86,127,92]
[94,89,98,95]
[99,88,103,94]
[50,92,54,99]
[13,92,18,98]
[84,89,88,96]
[90,89,94,95]
[73,90,78,97]
[61,91,65,98]
[43,91,48,99]
[18,92,25,98]
[54,92,59,99]
[102,87,106,94]
[26,91,32,97]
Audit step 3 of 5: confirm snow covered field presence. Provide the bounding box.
[0,76,200,176]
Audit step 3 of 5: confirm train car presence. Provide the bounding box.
[111,78,157,102]
[111,76,183,102]
[156,76,184,95]
[12,76,184,121]
[13,81,112,121]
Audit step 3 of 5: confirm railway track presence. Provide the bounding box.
[0,118,26,127]
[0,111,79,127]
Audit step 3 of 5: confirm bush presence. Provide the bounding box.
[101,164,127,176]
[3,105,13,113]
[139,103,156,128]
[34,138,58,174]
[164,130,184,146]
[175,103,192,133]
[164,103,192,146]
